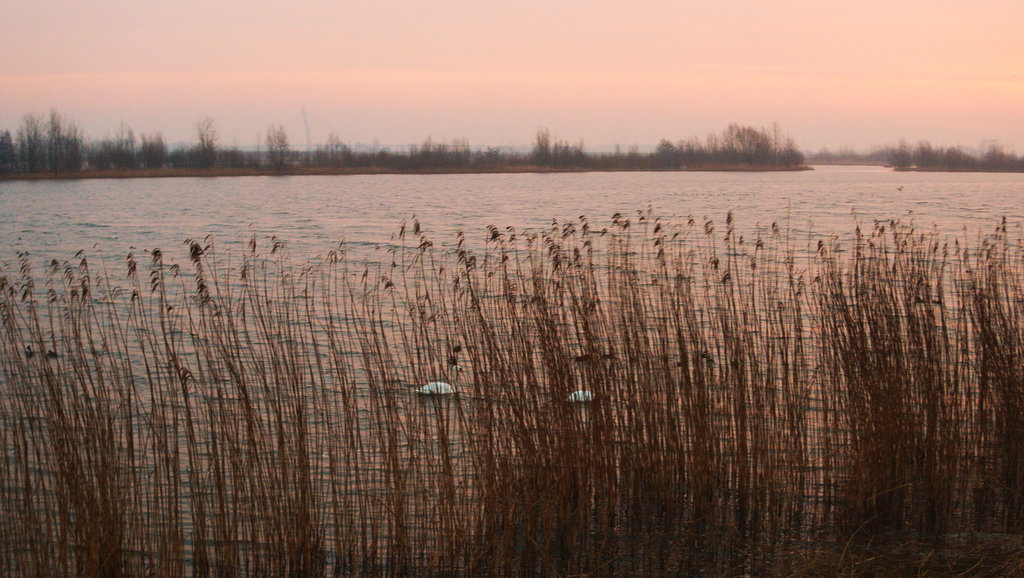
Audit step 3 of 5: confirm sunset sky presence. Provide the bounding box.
[2,0,1022,152]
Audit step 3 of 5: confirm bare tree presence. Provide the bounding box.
[532,127,552,166]
[264,124,289,171]
[655,139,678,169]
[115,122,136,168]
[17,113,46,173]
[46,110,64,173]
[45,109,83,173]
[0,130,14,173]
[140,132,167,169]
[89,122,137,170]
[314,133,350,167]
[195,117,218,168]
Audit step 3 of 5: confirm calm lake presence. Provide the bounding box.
[3,165,1024,575]
[2,165,1023,266]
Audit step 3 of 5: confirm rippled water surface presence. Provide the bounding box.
[3,166,1024,575]
[2,166,1023,264]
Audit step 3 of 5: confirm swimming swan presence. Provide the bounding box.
[567,390,594,402]
[417,365,463,395]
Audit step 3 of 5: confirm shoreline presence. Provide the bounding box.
[0,164,813,181]
[894,166,1024,173]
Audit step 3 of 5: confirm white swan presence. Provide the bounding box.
[567,390,594,402]
[417,365,463,395]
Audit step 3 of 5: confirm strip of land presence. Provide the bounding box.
[0,118,810,180]
[0,163,812,181]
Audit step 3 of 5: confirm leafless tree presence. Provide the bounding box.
[195,117,218,168]
[89,122,137,170]
[0,130,15,173]
[140,132,167,169]
[17,113,46,173]
[314,133,350,167]
[532,127,552,166]
[655,139,678,168]
[265,124,289,171]
[46,109,83,173]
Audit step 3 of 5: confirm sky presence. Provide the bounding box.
[2,0,1022,152]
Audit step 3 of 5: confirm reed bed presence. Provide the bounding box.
[1,213,1023,575]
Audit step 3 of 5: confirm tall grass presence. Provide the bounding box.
[1,214,1023,575]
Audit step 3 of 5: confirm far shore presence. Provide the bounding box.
[894,166,1024,173]
[0,164,813,182]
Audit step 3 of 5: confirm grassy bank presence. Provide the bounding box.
[1,214,1022,575]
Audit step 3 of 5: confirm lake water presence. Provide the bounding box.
[3,165,1024,574]
[2,165,1023,268]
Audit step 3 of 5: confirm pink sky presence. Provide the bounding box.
[2,0,1022,151]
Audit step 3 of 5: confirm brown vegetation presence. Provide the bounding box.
[1,214,1022,575]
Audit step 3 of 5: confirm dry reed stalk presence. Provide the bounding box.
[1,215,1023,575]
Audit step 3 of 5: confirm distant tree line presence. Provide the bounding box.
[649,123,805,169]
[0,112,267,175]
[887,140,1024,172]
[0,110,84,174]
[806,146,892,166]
[307,124,806,172]
[0,111,806,177]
